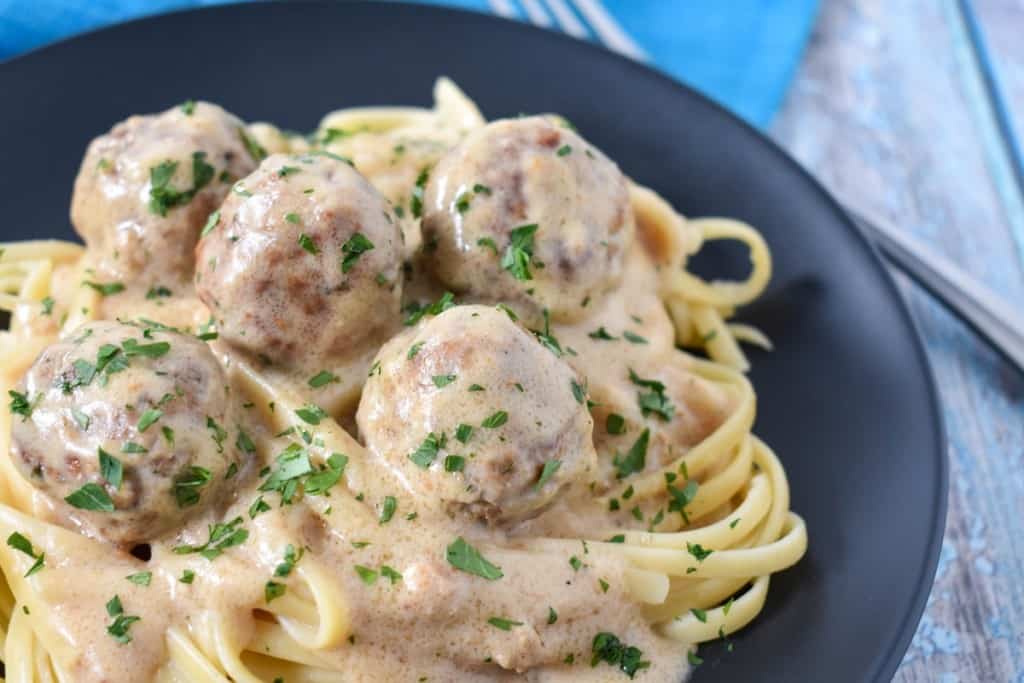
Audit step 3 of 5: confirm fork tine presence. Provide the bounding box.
[520,0,554,27]
[569,0,647,60]
[488,0,518,19]
[540,0,589,38]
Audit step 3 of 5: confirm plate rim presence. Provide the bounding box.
[0,2,950,680]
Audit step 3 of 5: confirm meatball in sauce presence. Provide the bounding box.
[356,305,597,525]
[195,152,404,371]
[9,321,243,545]
[71,102,258,290]
[421,116,634,324]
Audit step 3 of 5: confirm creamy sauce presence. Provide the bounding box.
[3,104,740,683]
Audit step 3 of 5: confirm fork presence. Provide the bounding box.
[493,0,1024,374]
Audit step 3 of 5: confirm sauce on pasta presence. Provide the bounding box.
[0,79,806,682]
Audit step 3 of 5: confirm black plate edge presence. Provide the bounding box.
[0,3,950,679]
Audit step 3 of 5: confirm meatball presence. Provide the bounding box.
[420,116,634,324]
[71,101,258,289]
[195,152,404,369]
[9,321,241,545]
[356,305,597,524]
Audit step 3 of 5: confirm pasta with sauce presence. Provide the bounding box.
[0,78,805,682]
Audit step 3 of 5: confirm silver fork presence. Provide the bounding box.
[492,0,1024,373]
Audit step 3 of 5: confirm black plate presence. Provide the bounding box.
[0,3,946,681]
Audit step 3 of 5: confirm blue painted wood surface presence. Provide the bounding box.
[773,1,1024,680]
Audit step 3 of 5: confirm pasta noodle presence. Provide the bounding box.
[0,78,804,682]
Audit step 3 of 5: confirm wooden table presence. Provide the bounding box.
[773,0,1024,680]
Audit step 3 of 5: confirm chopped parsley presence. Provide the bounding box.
[410,167,430,218]
[40,296,55,315]
[83,280,125,297]
[126,571,152,586]
[432,374,457,388]
[691,608,707,623]
[172,517,248,560]
[454,423,473,443]
[686,542,713,562]
[180,569,195,584]
[548,607,558,624]
[379,495,397,524]
[69,407,91,431]
[445,537,503,580]
[105,595,141,644]
[248,496,271,519]
[145,286,172,300]
[308,370,339,388]
[380,565,402,584]
[295,403,327,425]
[206,416,227,453]
[477,237,498,254]
[297,232,319,254]
[354,565,378,585]
[409,432,445,469]
[613,429,649,479]
[569,556,583,571]
[487,617,523,631]
[174,466,212,508]
[407,341,425,359]
[535,460,561,491]
[455,191,472,214]
[606,413,626,434]
[122,339,170,358]
[444,455,465,472]
[481,410,508,429]
[238,127,268,162]
[258,444,346,503]
[591,632,650,679]
[180,99,196,115]
[8,389,36,420]
[98,448,123,490]
[265,581,286,602]
[200,210,220,238]
[501,223,539,281]
[557,144,572,156]
[64,483,114,512]
[570,379,586,405]
[337,231,374,270]
[588,327,617,341]
[628,369,675,421]
[278,165,302,177]
[148,151,215,216]
[468,384,485,392]
[6,532,45,577]
[533,309,564,356]
[667,479,699,522]
[403,291,455,326]
[236,428,256,454]
[623,331,648,344]
[136,408,162,433]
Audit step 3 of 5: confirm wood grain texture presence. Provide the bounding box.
[773,0,1024,680]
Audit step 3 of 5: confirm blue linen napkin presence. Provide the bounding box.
[0,0,818,127]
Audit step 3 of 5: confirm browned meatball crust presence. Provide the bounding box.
[194,152,404,370]
[420,116,635,324]
[356,305,597,524]
[9,321,243,545]
[71,101,258,289]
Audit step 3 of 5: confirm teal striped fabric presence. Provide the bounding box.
[0,0,819,128]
